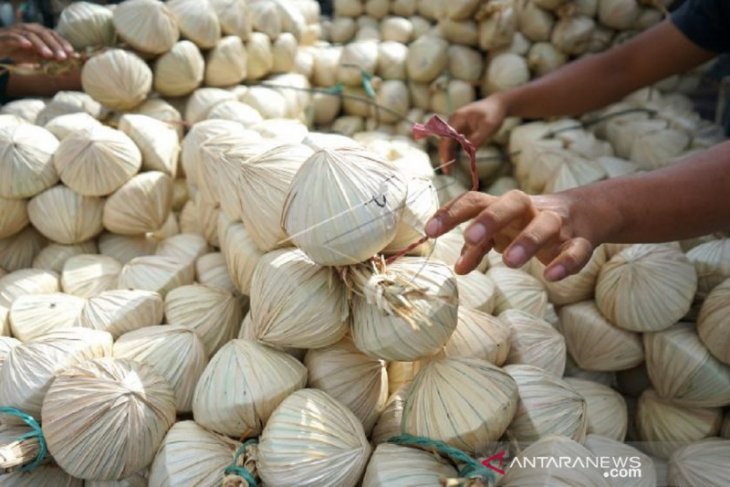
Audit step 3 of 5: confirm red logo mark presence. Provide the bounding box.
[481,451,507,475]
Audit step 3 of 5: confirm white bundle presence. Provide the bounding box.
[387,360,422,395]
[381,17,413,43]
[668,437,730,487]
[44,112,102,141]
[210,0,251,39]
[362,443,458,486]
[598,0,641,30]
[195,252,235,292]
[630,126,691,170]
[205,36,247,87]
[487,266,548,316]
[304,337,388,434]
[56,1,115,49]
[246,32,274,80]
[131,99,184,138]
[81,49,152,110]
[406,35,449,83]
[218,221,264,295]
[448,45,484,82]
[273,32,298,73]
[0,99,44,122]
[0,335,20,366]
[103,172,173,236]
[167,0,220,49]
[500,309,567,377]
[338,40,379,85]
[531,246,607,305]
[551,15,595,55]
[456,271,497,313]
[0,227,47,273]
[584,435,656,487]
[118,114,179,178]
[479,0,516,50]
[77,289,163,338]
[687,239,730,298]
[117,255,194,297]
[430,79,476,116]
[61,254,120,298]
[528,41,568,76]
[698,278,730,364]
[371,387,407,444]
[112,0,179,54]
[383,177,438,255]
[258,388,371,486]
[0,197,28,240]
[98,233,157,265]
[28,185,104,245]
[155,233,209,266]
[516,0,555,42]
[440,307,511,365]
[0,123,59,199]
[565,377,628,441]
[207,100,263,127]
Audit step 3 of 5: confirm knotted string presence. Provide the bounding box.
[223,439,259,487]
[0,406,47,472]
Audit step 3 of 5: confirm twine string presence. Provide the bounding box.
[223,439,259,487]
[0,406,47,472]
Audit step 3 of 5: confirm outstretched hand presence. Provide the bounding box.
[0,23,75,63]
[425,190,598,281]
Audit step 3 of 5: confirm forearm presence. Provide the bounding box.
[498,21,714,120]
[566,141,730,245]
[6,68,81,97]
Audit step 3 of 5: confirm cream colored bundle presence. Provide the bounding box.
[246,32,273,80]
[383,176,438,255]
[402,357,517,453]
[81,49,152,110]
[479,1,516,51]
[687,239,730,298]
[98,233,157,265]
[131,98,184,138]
[312,45,343,87]
[155,233,209,265]
[0,123,59,199]
[606,117,665,159]
[328,17,356,43]
[564,353,617,388]
[334,0,362,16]
[500,309,566,377]
[27,185,103,245]
[0,268,59,309]
[118,114,179,178]
[362,443,458,486]
[56,1,115,49]
[8,292,84,341]
[164,283,242,355]
[151,214,179,241]
[438,307,510,365]
[371,387,407,445]
[239,86,289,120]
[374,41,407,81]
[204,36,246,87]
[531,246,607,305]
[430,79,476,116]
[551,15,594,56]
[558,301,644,371]
[0,98,44,122]
[387,360,422,395]
[698,278,730,364]
[527,41,567,76]
[0,227,47,273]
[113,325,206,413]
[148,420,242,487]
[372,80,410,124]
[630,126,691,170]
[103,172,173,235]
[455,271,497,313]
[596,244,697,332]
[337,40,379,86]
[166,0,220,49]
[304,336,387,434]
[258,388,371,487]
[0,336,20,366]
[668,437,730,487]
[514,142,575,194]
[406,35,448,83]
[248,249,348,349]
[0,464,82,486]
[193,339,306,437]
[117,255,194,297]
[195,252,234,293]
[636,388,722,459]
[485,52,530,93]
[210,0,251,38]
[430,228,470,268]
[392,0,416,15]
[0,329,111,418]
[380,17,413,43]
[77,289,163,339]
[515,0,554,42]
[437,18,479,46]
[583,435,656,487]
[0,196,28,240]
[218,221,263,295]
[446,45,483,83]
[42,357,175,480]
[565,377,627,441]
[501,435,611,486]
[60,254,121,298]
[644,322,730,408]
[543,156,607,193]
[504,364,587,442]
[349,257,458,361]
[272,32,297,73]
[112,0,178,54]
[283,147,407,265]
[44,112,102,141]
[487,266,548,317]
[598,0,640,29]
[153,40,204,97]
[206,100,263,128]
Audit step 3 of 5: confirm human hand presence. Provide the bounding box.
[438,94,509,173]
[0,23,75,63]
[425,190,599,281]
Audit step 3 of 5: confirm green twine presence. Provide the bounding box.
[0,406,48,472]
[323,82,345,95]
[224,439,259,487]
[388,434,497,485]
[360,71,376,99]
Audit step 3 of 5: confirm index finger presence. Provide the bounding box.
[425,191,495,238]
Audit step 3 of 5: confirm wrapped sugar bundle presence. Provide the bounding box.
[687,239,730,298]
[167,0,220,49]
[0,196,28,240]
[78,289,163,339]
[0,269,59,308]
[155,234,209,265]
[61,254,121,298]
[117,255,194,297]
[9,292,85,341]
[0,464,82,486]
[565,378,627,441]
[56,1,115,49]
[558,301,644,371]
[455,271,497,313]
[606,118,666,160]
[501,436,610,486]
[371,387,407,445]
[485,53,530,93]
[193,339,306,437]
[598,0,640,29]
[205,36,247,87]
[438,307,511,365]
[0,123,59,199]
[180,119,250,189]
[44,112,102,141]
[32,242,96,274]
[234,144,313,252]
[668,437,730,487]
[348,257,458,361]
[643,322,730,408]
[164,284,243,355]
[583,435,656,487]
[246,32,273,80]
[487,267,548,317]
[82,49,152,110]
[258,388,371,487]
[636,388,722,459]
[118,115,180,178]
[504,364,588,442]
[131,99,184,139]
[698,278,730,364]
[0,227,47,272]
[185,88,237,124]
[499,309,566,376]
[210,0,251,38]
[148,421,243,487]
[382,177,438,255]
[207,100,263,127]
[530,246,607,305]
[403,357,517,453]
[153,40,204,97]
[112,0,178,54]
[527,41,567,76]
[282,147,407,265]
[98,233,158,265]
[630,126,691,170]
[563,353,617,387]
[0,335,20,366]
[376,41,407,81]
[113,325,207,413]
[0,329,112,418]
[596,244,697,332]
[218,221,264,295]
[248,249,348,349]
[362,443,458,486]
[406,35,448,83]
[103,172,173,235]
[304,337,387,434]
[42,358,176,480]
[387,360,422,395]
[0,98,45,122]
[195,253,235,293]
[543,156,607,193]
[337,40,379,86]
[28,185,103,245]
[253,117,309,143]
[551,15,594,56]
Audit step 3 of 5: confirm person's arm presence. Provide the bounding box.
[439,20,715,163]
[426,141,730,280]
[5,65,81,97]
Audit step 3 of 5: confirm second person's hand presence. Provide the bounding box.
[0,23,75,62]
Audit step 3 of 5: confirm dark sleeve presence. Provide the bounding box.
[0,64,10,105]
[671,0,730,53]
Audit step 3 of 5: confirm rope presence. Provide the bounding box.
[0,406,47,472]
[224,439,258,487]
[388,434,497,485]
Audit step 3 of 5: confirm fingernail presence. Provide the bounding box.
[42,47,52,57]
[545,265,567,282]
[455,256,465,269]
[56,51,66,60]
[506,245,526,266]
[465,223,486,245]
[425,218,441,237]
